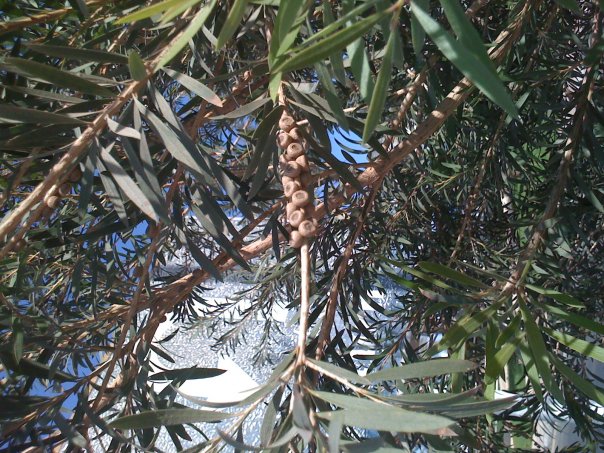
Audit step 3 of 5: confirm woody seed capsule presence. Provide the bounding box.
[291,190,310,208]
[282,161,301,178]
[288,209,305,228]
[295,155,309,172]
[298,220,316,238]
[286,142,305,160]
[283,180,301,198]
[288,127,303,142]
[282,175,294,186]
[46,195,60,209]
[279,115,296,132]
[276,132,293,149]
[286,202,297,218]
[289,230,304,248]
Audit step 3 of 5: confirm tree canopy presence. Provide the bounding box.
[1,0,603,451]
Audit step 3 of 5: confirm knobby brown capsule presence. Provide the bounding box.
[288,127,303,142]
[283,180,301,198]
[298,220,316,238]
[276,132,293,149]
[295,155,309,172]
[289,230,304,248]
[286,142,305,160]
[286,202,297,218]
[291,190,311,208]
[288,209,305,228]
[46,195,61,209]
[279,115,296,132]
[282,161,301,178]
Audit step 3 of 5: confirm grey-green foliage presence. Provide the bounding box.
[0,0,603,451]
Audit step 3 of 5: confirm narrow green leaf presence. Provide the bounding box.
[186,235,223,282]
[2,57,114,97]
[157,0,217,69]
[439,0,498,77]
[427,298,506,355]
[270,0,306,61]
[368,359,476,382]
[244,105,282,180]
[519,300,564,402]
[0,84,85,104]
[525,284,584,308]
[313,392,454,434]
[247,128,277,200]
[128,52,148,81]
[159,0,200,23]
[322,0,347,84]
[535,302,604,336]
[439,396,517,418]
[107,118,141,139]
[25,43,128,64]
[518,343,544,402]
[411,0,428,57]
[410,2,517,118]
[362,31,394,142]
[273,11,388,74]
[485,337,520,384]
[303,0,382,47]
[211,97,270,119]
[306,358,371,385]
[315,62,349,129]
[215,0,248,49]
[149,367,226,381]
[115,0,184,24]
[12,319,23,363]
[163,68,223,107]
[100,146,160,222]
[550,354,604,406]
[0,105,87,125]
[544,328,604,363]
[109,409,235,429]
[418,262,488,289]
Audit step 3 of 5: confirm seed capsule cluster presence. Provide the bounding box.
[278,113,316,249]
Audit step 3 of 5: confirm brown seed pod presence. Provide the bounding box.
[281,175,294,186]
[46,195,61,209]
[288,127,303,142]
[282,161,301,178]
[276,132,293,149]
[289,230,304,248]
[295,155,309,172]
[286,142,305,160]
[286,202,297,218]
[58,183,71,197]
[288,209,305,228]
[68,167,82,183]
[291,190,310,208]
[283,180,301,198]
[298,220,316,238]
[279,115,296,132]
